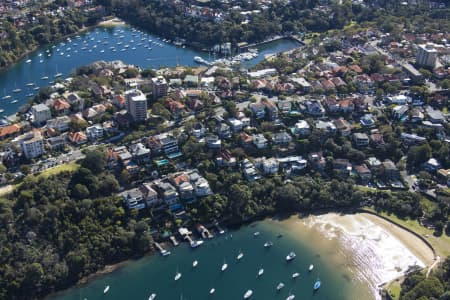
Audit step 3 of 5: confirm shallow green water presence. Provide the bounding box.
[49,218,373,300]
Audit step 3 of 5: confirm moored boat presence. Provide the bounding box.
[236,250,244,260]
[257,267,264,277]
[264,241,273,248]
[209,288,215,294]
[243,289,253,299]
[309,264,314,271]
[193,260,198,268]
[314,278,321,290]
[103,285,110,294]
[174,271,182,281]
[286,293,295,300]
[286,251,296,261]
[292,272,300,279]
[148,293,157,300]
[276,282,285,291]
[221,259,228,272]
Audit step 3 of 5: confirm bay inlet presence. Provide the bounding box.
[46,213,429,300]
[0,24,300,117]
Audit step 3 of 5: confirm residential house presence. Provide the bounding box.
[52,98,71,115]
[324,98,340,113]
[228,118,243,132]
[165,98,185,119]
[422,158,441,173]
[386,95,409,105]
[140,182,161,207]
[205,134,222,149]
[392,105,409,120]
[353,132,370,147]
[0,124,21,140]
[366,157,383,176]
[401,133,427,145]
[148,133,180,156]
[216,122,231,139]
[192,175,213,197]
[120,188,146,210]
[68,131,88,145]
[255,157,279,175]
[292,120,311,136]
[249,102,266,119]
[437,169,450,187]
[360,114,375,127]
[252,134,268,149]
[241,158,261,182]
[338,99,354,114]
[192,122,206,138]
[355,164,372,183]
[46,135,66,151]
[263,99,278,121]
[370,133,385,147]
[333,118,352,136]
[308,152,326,171]
[113,94,126,109]
[426,106,446,124]
[129,143,151,164]
[354,74,374,94]
[382,159,400,180]
[333,158,352,177]
[272,131,292,145]
[315,120,337,135]
[153,180,180,210]
[86,124,104,140]
[304,100,325,117]
[277,100,292,114]
[47,116,71,132]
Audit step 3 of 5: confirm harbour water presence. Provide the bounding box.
[48,216,382,300]
[0,25,300,117]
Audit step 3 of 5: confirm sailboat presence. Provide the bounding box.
[2,89,11,100]
[174,267,182,281]
[103,285,110,294]
[309,264,314,271]
[286,292,295,300]
[192,260,198,268]
[243,290,253,299]
[257,267,264,277]
[236,249,244,260]
[276,282,285,291]
[221,259,228,272]
[209,288,215,294]
[54,65,62,78]
[313,278,321,290]
[148,293,157,300]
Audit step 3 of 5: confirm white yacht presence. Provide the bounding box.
[103,285,110,294]
[309,264,314,271]
[148,293,156,300]
[286,252,296,261]
[276,282,285,291]
[243,290,253,299]
[292,272,300,279]
[193,260,198,268]
[221,260,228,272]
[264,241,273,248]
[286,293,295,300]
[174,271,182,281]
[209,288,215,294]
[257,267,264,277]
[236,250,244,260]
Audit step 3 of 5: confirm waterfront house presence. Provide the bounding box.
[382,159,400,180]
[355,164,372,183]
[120,188,146,210]
[140,183,161,207]
[153,180,180,210]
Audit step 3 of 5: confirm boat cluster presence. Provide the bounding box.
[193,48,259,67]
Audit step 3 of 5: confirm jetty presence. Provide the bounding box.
[196,224,214,239]
[154,242,171,256]
[214,221,225,234]
[170,235,179,246]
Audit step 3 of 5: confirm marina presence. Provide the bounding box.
[0,24,300,117]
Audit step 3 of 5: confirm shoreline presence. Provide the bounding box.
[0,16,125,73]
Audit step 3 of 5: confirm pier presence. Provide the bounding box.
[154,242,171,256]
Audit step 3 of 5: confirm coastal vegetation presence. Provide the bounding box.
[399,256,450,300]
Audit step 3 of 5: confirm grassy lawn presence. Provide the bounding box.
[371,209,450,258]
[38,162,80,178]
[387,279,402,300]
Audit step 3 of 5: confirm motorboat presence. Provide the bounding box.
[276,282,285,291]
[174,271,182,281]
[12,88,21,93]
[257,267,264,277]
[11,100,18,104]
[54,73,63,78]
[286,252,296,261]
[2,95,11,100]
[237,250,244,260]
[26,82,34,86]
[314,278,321,290]
[0,109,4,113]
[193,260,198,268]
[309,264,314,271]
[264,241,273,248]
[41,76,49,80]
[103,285,110,294]
[253,232,260,237]
[221,260,228,272]
[190,240,203,248]
[243,290,253,299]
[148,293,156,300]
[209,288,215,294]
[292,272,300,279]
[286,293,295,300]
[26,59,31,63]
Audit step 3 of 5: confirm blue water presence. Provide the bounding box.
[48,218,373,300]
[0,25,300,117]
